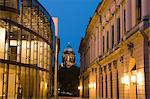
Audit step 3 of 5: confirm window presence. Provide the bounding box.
[110,71,112,98]
[112,25,114,48]
[136,0,141,24]
[10,46,17,61]
[99,15,102,24]
[117,71,119,99]
[5,0,18,9]
[107,31,109,52]
[117,18,121,44]
[106,74,107,98]
[102,36,105,54]
[124,10,126,33]
[102,76,103,97]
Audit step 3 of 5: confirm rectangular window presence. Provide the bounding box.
[124,10,126,33]
[107,31,109,52]
[99,15,102,24]
[136,0,141,24]
[117,71,119,99]
[106,74,107,98]
[112,25,114,48]
[10,46,17,61]
[117,18,121,44]
[102,76,103,97]
[110,71,112,98]
[102,36,105,54]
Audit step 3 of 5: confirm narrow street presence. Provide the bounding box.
[51,96,87,99]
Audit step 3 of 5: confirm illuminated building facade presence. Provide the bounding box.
[78,0,150,98]
[0,0,55,98]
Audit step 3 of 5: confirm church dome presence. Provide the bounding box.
[64,42,74,52]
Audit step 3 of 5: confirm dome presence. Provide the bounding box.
[64,42,74,52]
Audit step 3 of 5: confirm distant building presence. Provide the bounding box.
[62,42,75,68]
[79,0,150,99]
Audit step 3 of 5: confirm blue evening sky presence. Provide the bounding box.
[39,0,101,66]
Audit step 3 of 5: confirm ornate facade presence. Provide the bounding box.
[0,0,55,98]
[78,0,150,99]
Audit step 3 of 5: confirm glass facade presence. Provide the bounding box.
[0,0,54,98]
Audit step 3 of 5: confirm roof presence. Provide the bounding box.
[64,42,74,52]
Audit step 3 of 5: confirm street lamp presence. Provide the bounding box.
[121,72,143,86]
[121,72,143,99]
[137,72,143,85]
[121,75,130,86]
[131,75,137,85]
[93,82,96,89]
[78,86,82,90]
[88,82,96,89]
[88,83,93,89]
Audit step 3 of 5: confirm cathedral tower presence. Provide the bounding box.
[62,42,75,68]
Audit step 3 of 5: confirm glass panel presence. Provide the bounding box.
[0,63,4,97]
[0,0,3,5]
[10,46,17,61]
[5,0,17,9]
[0,27,6,59]
[21,30,28,64]
[29,68,34,98]
[21,67,26,98]
[8,64,16,98]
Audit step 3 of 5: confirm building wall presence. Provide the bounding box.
[0,0,54,98]
[79,0,150,98]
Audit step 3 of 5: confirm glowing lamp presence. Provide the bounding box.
[93,82,96,89]
[137,72,143,85]
[121,75,130,85]
[88,83,93,88]
[78,86,82,90]
[131,75,137,85]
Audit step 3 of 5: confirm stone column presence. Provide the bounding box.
[126,0,132,32]
[131,0,136,27]
[118,56,124,99]
[99,67,103,98]
[112,60,118,99]
[96,66,100,99]
[143,33,150,99]
[107,63,112,99]
[103,66,107,98]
